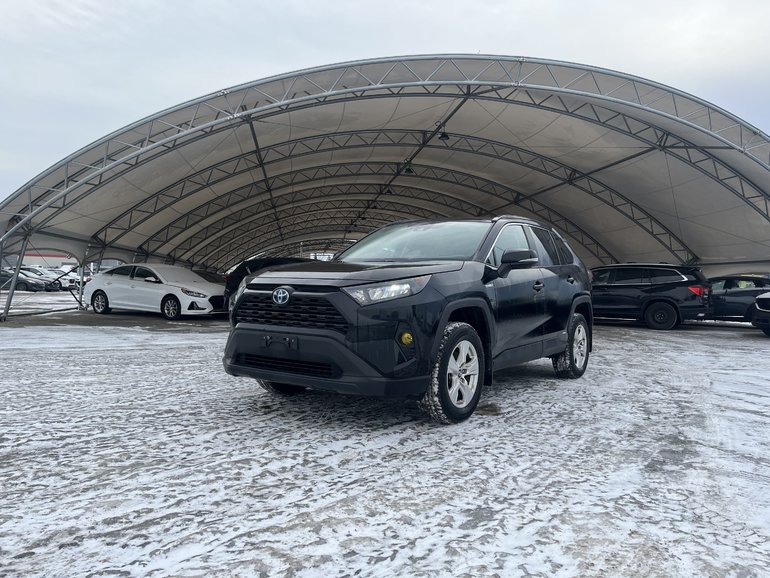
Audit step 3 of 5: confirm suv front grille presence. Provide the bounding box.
[236,353,336,377]
[234,293,349,333]
[757,297,770,311]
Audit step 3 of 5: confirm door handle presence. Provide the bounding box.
[533,281,544,292]
[566,276,575,284]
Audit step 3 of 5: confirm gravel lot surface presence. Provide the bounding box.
[1,295,769,577]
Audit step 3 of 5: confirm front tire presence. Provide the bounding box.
[418,322,485,424]
[644,302,678,330]
[258,380,306,395]
[92,291,111,314]
[552,313,590,378]
[162,296,182,320]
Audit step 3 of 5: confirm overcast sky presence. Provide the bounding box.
[1,0,769,201]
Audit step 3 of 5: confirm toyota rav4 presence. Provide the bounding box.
[223,216,593,423]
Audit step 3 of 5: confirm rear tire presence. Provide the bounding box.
[644,302,678,330]
[92,291,111,314]
[258,380,306,395]
[16,282,29,292]
[418,322,485,424]
[552,313,590,378]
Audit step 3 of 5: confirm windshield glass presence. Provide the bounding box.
[338,221,491,262]
[194,271,226,284]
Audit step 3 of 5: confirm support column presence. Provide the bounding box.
[1,235,30,322]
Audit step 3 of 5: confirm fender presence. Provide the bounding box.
[569,293,594,351]
[430,296,496,360]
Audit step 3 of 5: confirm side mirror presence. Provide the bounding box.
[498,249,538,278]
[144,276,160,283]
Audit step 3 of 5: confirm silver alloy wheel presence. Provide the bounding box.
[446,339,480,408]
[93,293,106,312]
[163,298,180,318]
[573,323,588,369]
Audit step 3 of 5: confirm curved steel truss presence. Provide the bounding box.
[2,54,769,287]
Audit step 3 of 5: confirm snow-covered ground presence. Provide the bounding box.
[1,300,769,577]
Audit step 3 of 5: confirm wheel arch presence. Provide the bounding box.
[438,298,494,385]
[571,294,594,352]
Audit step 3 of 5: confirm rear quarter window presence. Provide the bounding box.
[647,268,685,283]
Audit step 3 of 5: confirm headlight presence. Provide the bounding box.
[181,288,207,298]
[342,275,431,306]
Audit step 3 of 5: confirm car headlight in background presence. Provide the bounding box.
[342,275,431,306]
[181,288,207,298]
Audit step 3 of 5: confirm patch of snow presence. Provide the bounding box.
[0,316,769,576]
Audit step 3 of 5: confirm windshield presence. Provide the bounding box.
[338,221,491,262]
[194,271,226,284]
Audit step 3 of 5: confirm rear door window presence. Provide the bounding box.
[527,227,560,267]
[612,268,646,284]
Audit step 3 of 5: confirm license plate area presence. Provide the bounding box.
[262,334,298,350]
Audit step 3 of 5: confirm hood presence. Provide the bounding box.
[247,260,466,287]
[164,278,225,296]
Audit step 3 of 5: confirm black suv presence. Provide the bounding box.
[591,263,710,330]
[223,216,592,423]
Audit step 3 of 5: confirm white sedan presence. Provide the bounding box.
[84,264,226,320]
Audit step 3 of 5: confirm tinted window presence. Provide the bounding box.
[108,266,133,277]
[592,269,612,284]
[486,224,529,267]
[647,268,685,283]
[710,279,726,291]
[613,268,646,284]
[552,233,574,265]
[133,267,156,281]
[528,227,560,267]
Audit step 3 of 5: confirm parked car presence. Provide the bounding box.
[1,269,48,292]
[751,292,770,336]
[224,216,593,424]
[223,257,312,307]
[45,267,82,291]
[84,264,227,320]
[591,263,710,330]
[707,273,770,321]
[18,266,63,291]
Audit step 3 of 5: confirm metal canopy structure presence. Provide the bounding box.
[2,54,770,280]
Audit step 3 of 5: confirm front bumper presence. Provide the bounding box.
[222,323,429,397]
[180,294,227,316]
[751,311,770,330]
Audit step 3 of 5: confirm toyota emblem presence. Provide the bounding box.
[272,288,290,305]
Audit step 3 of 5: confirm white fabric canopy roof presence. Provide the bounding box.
[2,54,769,273]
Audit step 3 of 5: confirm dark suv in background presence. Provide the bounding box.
[591,263,710,330]
[224,216,592,423]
